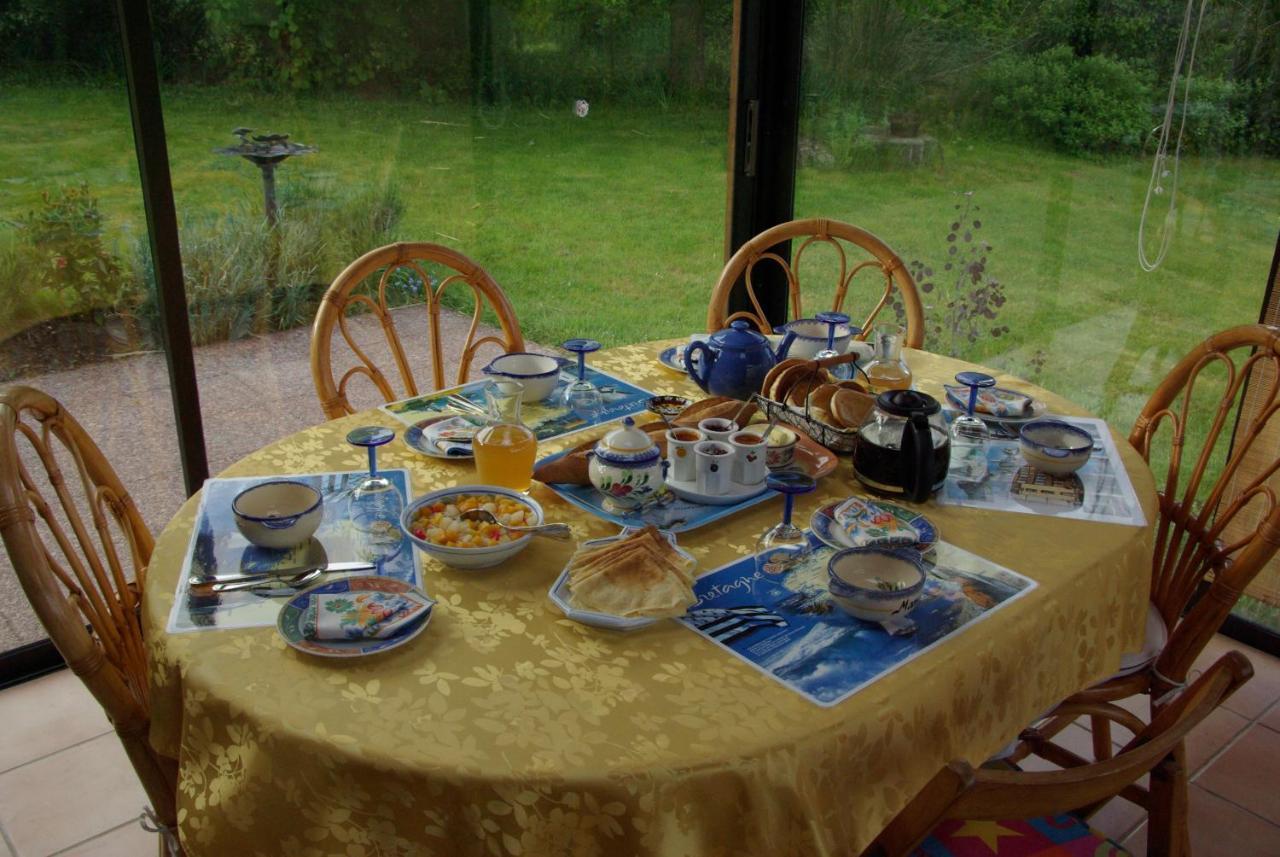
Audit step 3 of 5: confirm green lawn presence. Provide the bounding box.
[2,84,1278,436]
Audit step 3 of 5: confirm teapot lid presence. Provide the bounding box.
[595,417,661,465]
[709,319,770,351]
[875,389,941,417]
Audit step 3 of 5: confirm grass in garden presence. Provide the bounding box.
[2,83,1278,437]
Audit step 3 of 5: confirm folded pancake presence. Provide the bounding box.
[566,526,696,618]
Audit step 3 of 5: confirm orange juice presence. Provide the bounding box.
[473,423,538,492]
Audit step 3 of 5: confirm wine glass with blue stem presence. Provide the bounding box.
[756,471,818,575]
[815,311,855,381]
[346,426,402,547]
[562,338,603,417]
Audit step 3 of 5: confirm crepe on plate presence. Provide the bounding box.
[567,526,696,619]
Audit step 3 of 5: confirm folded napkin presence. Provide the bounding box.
[834,498,920,548]
[944,384,1033,418]
[307,591,433,641]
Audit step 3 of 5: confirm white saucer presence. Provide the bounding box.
[663,473,769,505]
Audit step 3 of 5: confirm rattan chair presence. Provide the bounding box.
[1017,325,1280,773]
[310,242,524,419]
[707,218,925,347]
[865,651,1253,857]
[0,386,181,855]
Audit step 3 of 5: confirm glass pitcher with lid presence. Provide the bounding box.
[852,390,950,503]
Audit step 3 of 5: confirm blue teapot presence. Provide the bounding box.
[686,320,778,401]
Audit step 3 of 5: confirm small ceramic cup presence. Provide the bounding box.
[694,440,733,496]
[764,426,798,470]
[697,417,738,444]
[665,426,704,482]
[728,429,768,485]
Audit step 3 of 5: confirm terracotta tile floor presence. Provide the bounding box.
[0,636,1276,855]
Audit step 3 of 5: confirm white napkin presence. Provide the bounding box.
[307,590,433,640]
[834,498,921,548]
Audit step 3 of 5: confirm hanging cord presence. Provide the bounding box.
[140,806,182,856]
[1138,0,1209,272]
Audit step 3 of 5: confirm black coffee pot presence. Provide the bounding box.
[852,390,951,503]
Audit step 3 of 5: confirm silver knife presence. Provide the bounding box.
[188,561,375,588]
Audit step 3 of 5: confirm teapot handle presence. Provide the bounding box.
[685,341,714,393]
[774,327,797,361]
[901,412,934,504]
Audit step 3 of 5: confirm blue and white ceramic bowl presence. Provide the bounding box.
[481,352,563,402]
[232,480,323,549]
[1019,419,1093,476]
[401,486,544,570]
[827,546,927,623]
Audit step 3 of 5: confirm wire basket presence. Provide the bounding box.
[750,392,860,454]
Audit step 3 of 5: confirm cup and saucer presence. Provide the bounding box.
[662,419,769,505]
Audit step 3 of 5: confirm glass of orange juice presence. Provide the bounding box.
[473,380,538,492]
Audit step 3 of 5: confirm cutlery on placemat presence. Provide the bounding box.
[188,560,375,589]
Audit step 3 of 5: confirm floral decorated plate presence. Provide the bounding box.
[277,577,434,658]
[403,415,477,460]
[943,385,1049,425]
[657,345,686,374]
[809,499,937,555]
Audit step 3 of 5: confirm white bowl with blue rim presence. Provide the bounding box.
[232,480,323,550]
[827,546,927,623]
[774,317,858,360]
[481,352,563,402]
[400,485,544,570]
[1019,419,1093,476]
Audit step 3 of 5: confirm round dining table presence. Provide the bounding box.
[143,340,1157,857]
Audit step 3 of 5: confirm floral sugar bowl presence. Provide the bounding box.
[589,417,664,511]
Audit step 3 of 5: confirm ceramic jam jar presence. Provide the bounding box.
[588,417,665,511]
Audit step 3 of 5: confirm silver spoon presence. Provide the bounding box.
[459,509,572,540]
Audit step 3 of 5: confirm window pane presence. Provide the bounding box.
[0,9,187,657]
[796,3,1279,631]
[155,2,733,474]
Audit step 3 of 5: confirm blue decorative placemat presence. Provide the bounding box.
[167,469,417,633]
[381,366,653,444]
[679,534,1036,707]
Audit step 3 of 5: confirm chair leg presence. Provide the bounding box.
[1091,715,1114,761]
[1148,745,1190,857]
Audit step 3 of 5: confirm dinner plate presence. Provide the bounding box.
[277,577,434,658]
[547,528,693,631]
[809,499,938,555]
[944,386,1049,425]
[657,345,687,374]
[403,415,478,459]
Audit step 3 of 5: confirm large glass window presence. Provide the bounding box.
[795,1,1280,632]
[0,6,187,658]
[154,1,734,473]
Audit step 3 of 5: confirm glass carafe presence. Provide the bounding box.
[473,380,538,492]
[853,390,950,503]
[862,327,913,394]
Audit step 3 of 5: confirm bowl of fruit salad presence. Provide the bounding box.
[400,486,545,570]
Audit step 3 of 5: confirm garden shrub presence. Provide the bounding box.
[9,184,136,316]
[134,181,404,346]
[975,46,1152,155]
[1173,76,1249,154]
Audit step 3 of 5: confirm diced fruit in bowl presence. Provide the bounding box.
[401,487,544,570]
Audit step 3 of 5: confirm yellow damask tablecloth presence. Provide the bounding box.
[143,342,1156,857]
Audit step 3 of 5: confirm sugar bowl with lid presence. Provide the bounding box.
[588,417,665,511]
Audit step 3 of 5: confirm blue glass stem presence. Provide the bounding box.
[576,351,586,381]
[367,446,378,479]
[782,494,795,527]
[825,322,836,352]
[966,385,979,417]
